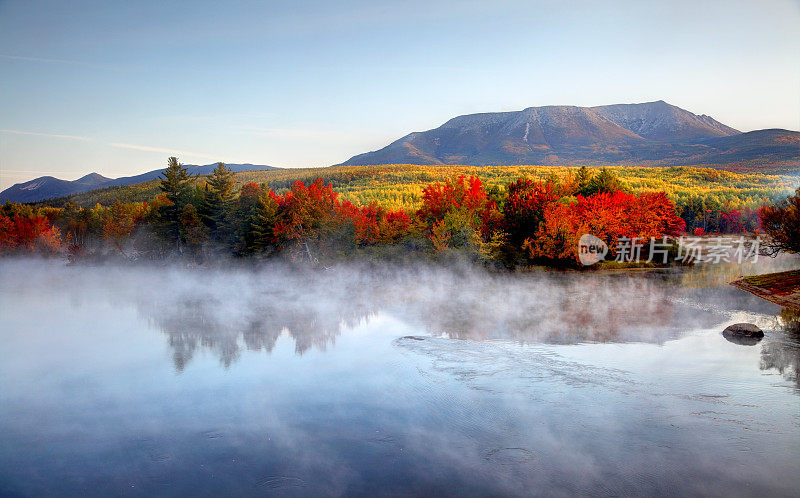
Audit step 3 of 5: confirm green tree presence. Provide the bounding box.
[582,168,623,196]
[201,162,236,243]
[233,182,262,254]
[160,157,192,203]
[248,190,279,254]
[575,166,591,195]
[157,157,193,248]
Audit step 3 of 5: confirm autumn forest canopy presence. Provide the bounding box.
[1,159,798,266]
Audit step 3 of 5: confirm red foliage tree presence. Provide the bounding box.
[0,215,62,254]
[503,179,560,245]
[759,187,800,254]
[340,201,412,244]
[417,175,501,240]
[238,182,261,209]
[272,179,341,242]
[526,191,685,263]
[719,209,744,233]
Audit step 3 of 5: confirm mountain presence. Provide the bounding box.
[591,101,739,141]
[339,101,798,168]
[1,163,276,203]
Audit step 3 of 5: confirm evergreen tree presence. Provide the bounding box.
[157,157,193,249]
[581,168,623,196]
[160,156,192,203]
[575,166,591,196]
[233,182,262,254]
[201,162,236,244]
[248,190,279,254]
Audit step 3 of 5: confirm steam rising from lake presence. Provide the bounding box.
[0,257,798,495]
[1,257,796,371]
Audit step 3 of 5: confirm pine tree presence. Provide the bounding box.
[581,168,623,196]
[201,162,236,243]
[157,157,193,249]
[575,166,591,196]
[160,157,192,203]
[248,190,279,254]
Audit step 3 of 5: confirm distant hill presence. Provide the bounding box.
[339,101,799,169]
[1,163,277,203]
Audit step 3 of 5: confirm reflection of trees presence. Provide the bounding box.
[760,341,799,387]
[760,309,800,387]
[779,308,800,335]
[137,290,372,371]
[418,272,719,344]
[134,264,788,371]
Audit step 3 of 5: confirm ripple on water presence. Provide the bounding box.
[254,476,307,489]
[484,447,536,466]
[393,335,792,435]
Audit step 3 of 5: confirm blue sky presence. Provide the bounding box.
[1,0,798,189]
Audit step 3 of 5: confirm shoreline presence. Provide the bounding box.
[731,270,800,310]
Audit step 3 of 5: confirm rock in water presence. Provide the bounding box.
[722,323,764,345]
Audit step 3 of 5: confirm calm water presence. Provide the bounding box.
[1,257,798,497]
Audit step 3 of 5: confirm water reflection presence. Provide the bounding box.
[759,309,800,387]
[3,257,797,373]
[420,272,703,343]
[133,269,711,369]
[117,259,798,371]
[137,293,357,370]
[2,258,799,496]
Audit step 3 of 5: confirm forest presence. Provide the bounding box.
[1,158,798,267]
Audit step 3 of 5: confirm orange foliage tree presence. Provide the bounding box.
[526,191,685,263]
[0,214,62,254]
[417,176,503,253]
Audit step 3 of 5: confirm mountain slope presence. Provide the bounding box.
[1,163,276,203]
[339,101,795,168]
[592,100,740,141]
[1,173,112,204]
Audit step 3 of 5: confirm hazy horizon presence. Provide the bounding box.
[1,0,799,189]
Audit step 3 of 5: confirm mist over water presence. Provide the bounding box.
[1,256,798,496]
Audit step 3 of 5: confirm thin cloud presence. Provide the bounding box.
[108,142,218,160]
[0,129,90,141]
[0,54,79,64]
[0,54,126,72]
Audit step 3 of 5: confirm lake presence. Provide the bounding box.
[1,257,798,496]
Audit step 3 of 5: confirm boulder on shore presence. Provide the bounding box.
[722,323,764,345]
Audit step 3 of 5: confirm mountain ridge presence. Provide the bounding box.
[339,101,796,168]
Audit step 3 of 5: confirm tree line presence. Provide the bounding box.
[1,158,798,265]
